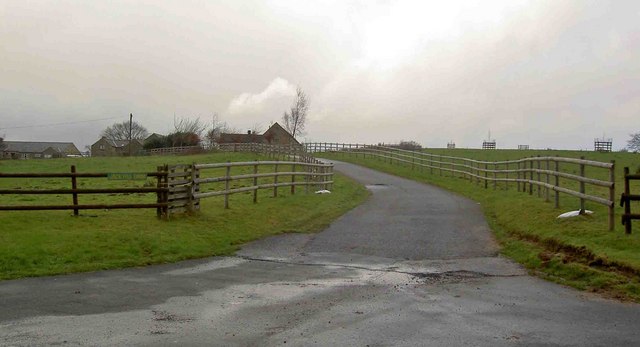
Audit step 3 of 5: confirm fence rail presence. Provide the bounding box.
[191,160,333,209]
[304,142,616,231]
[0,165,168,217]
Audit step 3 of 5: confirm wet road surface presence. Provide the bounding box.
[1,161,639,346]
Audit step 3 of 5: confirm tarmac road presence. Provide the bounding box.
[1,160,639,346]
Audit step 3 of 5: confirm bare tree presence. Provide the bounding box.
[101,121,148,142]
[204,113,224,148]
[628,132,640,153]
[0,137,5,151]
[168,116,208,147]
[173,116,207,136]
[282,87,309,138]
[204,114,242,148]
[250,123,264,135]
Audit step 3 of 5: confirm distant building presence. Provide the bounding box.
[1,141,81,159]
[145,133,165,144]
[90,137,144,157]
[219,122,300,146]
[218,131,265,144]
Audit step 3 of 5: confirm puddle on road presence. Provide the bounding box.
[365,183,389,190]
[163,257,248,275]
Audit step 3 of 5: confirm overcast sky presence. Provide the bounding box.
[1,0,639,150]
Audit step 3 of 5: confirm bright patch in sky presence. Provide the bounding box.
[354,0,526,69]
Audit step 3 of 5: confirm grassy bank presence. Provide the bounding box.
[0,153,369,280]
[322,149,640,301]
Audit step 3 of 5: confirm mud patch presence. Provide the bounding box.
[411,270,487,284]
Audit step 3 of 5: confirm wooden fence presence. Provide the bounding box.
[149,143,317,163]
[0,165,169,217]
[1,144,333,218]
[149,146,204,155]
[304,142,616,231]
[186,160,333,210]
[620,167,640,234]
[216,143,322,163]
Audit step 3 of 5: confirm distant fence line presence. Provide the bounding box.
[303,142,616,231]
[148,143,320,163]
[149,146,204,156]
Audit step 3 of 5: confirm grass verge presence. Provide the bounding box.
[0,153,369,280]
[321,151,640,302]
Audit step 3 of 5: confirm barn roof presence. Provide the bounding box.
[2,141,76,153]
[218,133,265,144]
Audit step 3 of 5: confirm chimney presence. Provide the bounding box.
[247,130,251,135]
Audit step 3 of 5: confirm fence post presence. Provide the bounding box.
[273,162,279,198]
[304,163,310,194]
[609,160,615,231]
[517,161,521,192]
[554,158,560,208]
[505,161,509,190]
[529,158,533,195]
[291,163,296,195]
[439,155,443,176]
[493,163,497,190]
[163,164,169,217]
[623,167,631,234]
[70,165,79,216]
[188,164,195,212]
[156,165,163,218]
[482,162,487,189]
[429,154,433,175]
[537,156,541,198]
[224,162,230,209]
[253,164,258,204]
[545,159,550,202]
[579,156,586,214]
[469,161,474,183]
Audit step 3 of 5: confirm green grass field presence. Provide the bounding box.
[0,153,369,280]
[322,148,640,301]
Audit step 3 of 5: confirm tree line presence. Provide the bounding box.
[100,116,232,150]
[99,86,311,151]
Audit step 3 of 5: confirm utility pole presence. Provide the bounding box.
[129,113,133,156]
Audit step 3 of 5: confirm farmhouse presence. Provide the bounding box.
[1,141,81,159]
[219,122,300,146]
[90,137,144,157]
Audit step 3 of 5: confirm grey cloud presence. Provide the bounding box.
[1,0,639,150]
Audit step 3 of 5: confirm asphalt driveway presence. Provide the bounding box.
[1,160,639,346]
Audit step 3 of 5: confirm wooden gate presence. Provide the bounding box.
[167,164,200,215]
